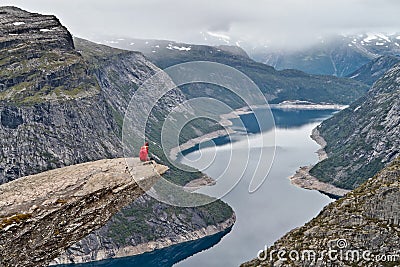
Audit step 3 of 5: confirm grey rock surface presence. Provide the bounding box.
[0,158,168,267]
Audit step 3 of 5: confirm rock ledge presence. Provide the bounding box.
[0,158,168,267]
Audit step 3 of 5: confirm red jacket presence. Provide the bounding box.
[139,145,149,161]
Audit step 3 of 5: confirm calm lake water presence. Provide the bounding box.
[63,109,336,267]
[174,109,335,266]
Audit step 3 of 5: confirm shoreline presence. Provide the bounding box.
[168,106,250,161]
[289,127,351,198]
[50,213,236,265]
[170,104,350,199]
[169,128,235,161]
[169,103,346,162]
[183,175,216,192]
[270,103,348,110]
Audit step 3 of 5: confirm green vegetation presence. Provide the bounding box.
[309,63,399,190]
[0,213,32,229]
[106,204,153,244]
[106,197,234,246]
[141,43,369,105]
[196,201,235,225]
[0,48,100,105]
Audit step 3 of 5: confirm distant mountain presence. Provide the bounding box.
[98,37,369,105]
[251,33,400,77]
[347,55,400,85]
[309,63,400,190]
[110,38,250,59]
[242,157,400,267]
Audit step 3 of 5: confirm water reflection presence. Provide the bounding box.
[183,108,336,156]
[57,227,232,267]
[175,109,336,266]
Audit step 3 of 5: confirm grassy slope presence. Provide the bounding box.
[310,63,400,189]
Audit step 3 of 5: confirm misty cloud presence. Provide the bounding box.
[2,0,400,49]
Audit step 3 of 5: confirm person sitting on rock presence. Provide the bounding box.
[139,142,150,162]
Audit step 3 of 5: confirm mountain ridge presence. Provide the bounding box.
[97,37,370,106]
[251,33,400,77]
[347,55,400,86]
[309,62,400,190]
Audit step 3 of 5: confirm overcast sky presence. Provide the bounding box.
[2,0,400,49]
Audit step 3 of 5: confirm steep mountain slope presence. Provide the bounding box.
[0,6,199,185]
[347,55,400,86]
[52,195,235,264]
[309,63,400,190]
[99,37,369,106]
[0,6,88,101]
[0,6,122,184]
[0,6,234,265]
[253,33,400,77]
[242,157,400,267]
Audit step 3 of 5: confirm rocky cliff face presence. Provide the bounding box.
[0,158,168,267]
[74,37,186,125]
[0,98,124,184]
[0,7,122,184]
[0,7,186,184]
[242,157,400,267]
[51,201,235,264]
[0,6,235,265]
[309,63,400,190]
[0,6,98,102]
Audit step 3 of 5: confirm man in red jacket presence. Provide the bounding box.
[139,142,150,162]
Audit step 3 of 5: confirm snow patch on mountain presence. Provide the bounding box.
[166,43,191,51]
[364,33,377,43]
[376,33,391,42]
[206,31,230,40]
[203,31,231,44]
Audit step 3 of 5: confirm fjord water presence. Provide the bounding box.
[62,109,336,267]
[174,108,335,266]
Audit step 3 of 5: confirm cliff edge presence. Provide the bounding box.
[0,158,168,267]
